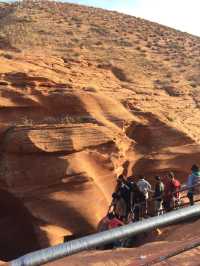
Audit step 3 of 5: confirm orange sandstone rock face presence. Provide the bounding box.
[44,241,200,266]
[45,220,200,266]
[0,0,200,263]
[0,124,116,247]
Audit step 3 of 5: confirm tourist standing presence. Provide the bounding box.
[187,165,200,205]
[137,176,152,216]
[154,176,165,216]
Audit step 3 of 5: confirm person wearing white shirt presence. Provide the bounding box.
[137,177,152,216]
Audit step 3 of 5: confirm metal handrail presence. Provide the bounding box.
[10,205,200,266]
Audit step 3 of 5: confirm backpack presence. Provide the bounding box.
[155,182,164,199]
[119,182,130,202]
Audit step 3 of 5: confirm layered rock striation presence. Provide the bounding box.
[0,0,200,262]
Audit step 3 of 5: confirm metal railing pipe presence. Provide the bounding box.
[10,204,200,266]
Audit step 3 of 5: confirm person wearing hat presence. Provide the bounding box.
[187,164,200,205]
[154,176,165,216]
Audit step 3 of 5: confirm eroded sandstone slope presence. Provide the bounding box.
[0,0,200,262]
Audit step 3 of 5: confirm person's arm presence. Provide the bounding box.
[108,203,114,213]
[161,183,165,197]
[172,181,176,193]
[130,191,134,210]
[117,219,124,226]
[146,181,152,191]
[187,175,192,188]
[136,181,140,188]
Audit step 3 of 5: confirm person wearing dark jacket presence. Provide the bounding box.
[129,181,145,221]
[154,176,164,216]
[113,175,131,221]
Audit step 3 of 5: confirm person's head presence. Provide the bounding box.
[155,176,161,182]
[117,174,125,183]
[127,176,134,183]
[191,164,199,173]
[138,175,144,180]
[118,174,124,180]
[168,172,175,180]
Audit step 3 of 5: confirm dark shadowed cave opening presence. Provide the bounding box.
[0,189,40,261]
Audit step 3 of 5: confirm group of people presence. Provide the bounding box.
[98,164,200,236]
[110,171,181,222]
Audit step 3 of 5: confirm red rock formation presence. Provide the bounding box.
[0,1,200,263]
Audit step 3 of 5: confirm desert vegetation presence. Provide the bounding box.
[1,1,200,264]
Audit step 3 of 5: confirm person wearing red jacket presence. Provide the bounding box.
[170,172,181,209]
[163,172,181,212]
[107,213,124,248]
[107,213,124,229]
[97,213,123,249]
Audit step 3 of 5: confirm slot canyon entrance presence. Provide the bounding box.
[0,189,40,261]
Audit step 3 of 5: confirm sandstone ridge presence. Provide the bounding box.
[0,1,200,264]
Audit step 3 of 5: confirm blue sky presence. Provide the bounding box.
[65,0,200,36]
[65,0,139,11]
